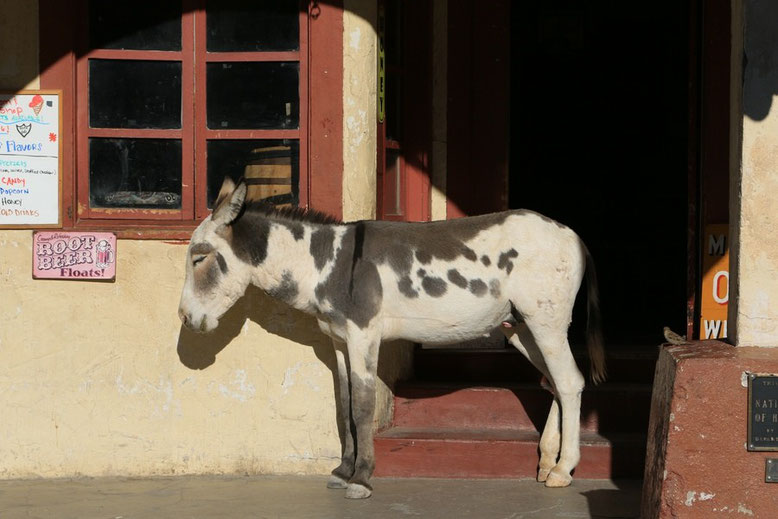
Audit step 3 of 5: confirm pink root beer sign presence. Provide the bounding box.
[33,231,116,280]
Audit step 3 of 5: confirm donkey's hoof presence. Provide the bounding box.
[537,467,552,483]
[544,468,572,488]
[327,474,349,489]
[345,483,372,499]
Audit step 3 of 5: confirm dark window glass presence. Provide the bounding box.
[385,73,402,142]
[89,138,182,209]
[89,1,182,51]
[89,60,182,129]
[207,140,299,208]
[206,0,299,52]
[207,62,299,129]
[384,0,403,141]
[384,0,403,69]
[384,149,402,216]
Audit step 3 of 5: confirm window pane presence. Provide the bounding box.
[207,0,299,52]
[385,72,402,142]
[207,62,299,130]
[89,60,182,129]
[89,1,181,51]
[384,149,402,216]
[384,0,403,142]
[89,138,182,209]
[384,0,403,69]
[207,140,299,208]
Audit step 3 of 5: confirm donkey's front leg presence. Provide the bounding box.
[328,339,355,490]
[344,332,381,499]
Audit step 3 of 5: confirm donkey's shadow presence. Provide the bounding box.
[176,284,335,371]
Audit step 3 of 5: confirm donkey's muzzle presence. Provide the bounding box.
[179,308,199,331]
[179,307,218,333]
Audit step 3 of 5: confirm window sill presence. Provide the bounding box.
[60,219,198,241]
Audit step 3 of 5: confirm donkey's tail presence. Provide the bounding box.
[584,245,606,385]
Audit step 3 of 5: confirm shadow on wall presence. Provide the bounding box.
[743,0,778,121]
[176,285,331,371]
[176,283,408,449]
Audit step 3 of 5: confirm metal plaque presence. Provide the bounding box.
[747,373,778,451]
[767,459,778,483]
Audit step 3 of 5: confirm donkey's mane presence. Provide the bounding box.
[243,200,342,226]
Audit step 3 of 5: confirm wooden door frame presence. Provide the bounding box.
[688,0,731,339]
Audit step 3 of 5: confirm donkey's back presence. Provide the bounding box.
[343,210,589,346]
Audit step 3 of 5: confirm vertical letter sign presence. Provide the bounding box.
[0,90,62,228]
[699,224,729,339]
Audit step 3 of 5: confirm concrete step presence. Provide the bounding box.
[392,382,652,434]
[413,347,658,384]
[374,427,646,479]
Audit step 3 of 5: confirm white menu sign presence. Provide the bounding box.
[0,91,62,228]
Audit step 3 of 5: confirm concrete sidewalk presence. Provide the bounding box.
[0,476,642,519]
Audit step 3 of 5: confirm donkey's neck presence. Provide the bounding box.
[246,215,345,315]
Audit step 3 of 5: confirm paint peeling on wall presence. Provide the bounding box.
[733,2,778,346]
[349,27,361,50]
[216,370,256,402]
[342,2,378,223]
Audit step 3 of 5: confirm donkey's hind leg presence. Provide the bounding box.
[328,339,355,489]
[500,321,561,483]
[524,321,585,488]
[537,398,562,482]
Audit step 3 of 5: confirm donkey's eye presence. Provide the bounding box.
[192,255,206,267]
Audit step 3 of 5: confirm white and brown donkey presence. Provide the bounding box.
[178,178,605,499]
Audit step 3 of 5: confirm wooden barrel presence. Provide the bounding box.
[243,145,294,207]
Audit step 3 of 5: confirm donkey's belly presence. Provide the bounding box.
[382,302,508,344]
[385,318,497,344]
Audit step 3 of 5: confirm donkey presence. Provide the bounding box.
[178,177,605,499]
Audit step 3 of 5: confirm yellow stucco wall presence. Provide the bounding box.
[342,1,378,223]
[0,0,411,479]
[341,0,449,223]
[730,0,778,347]
[1,234,351,477]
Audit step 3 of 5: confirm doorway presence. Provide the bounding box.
[383,1,692,348]
[507,2,691,347]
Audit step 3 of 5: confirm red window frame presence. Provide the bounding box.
[377,133,407,221]
[40,0,343,239]
[75,2,308,224]
[192,7,309,220]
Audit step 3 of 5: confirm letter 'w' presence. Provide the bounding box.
[704,320,721,339]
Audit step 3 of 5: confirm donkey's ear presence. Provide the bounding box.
[212,177,247,226]
[213,176,236,210]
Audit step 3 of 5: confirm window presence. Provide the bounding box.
[376,0,431,222]
[75,1,307,226]
[377,0,405,220]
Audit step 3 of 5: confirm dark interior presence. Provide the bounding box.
[509,2,690,348]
